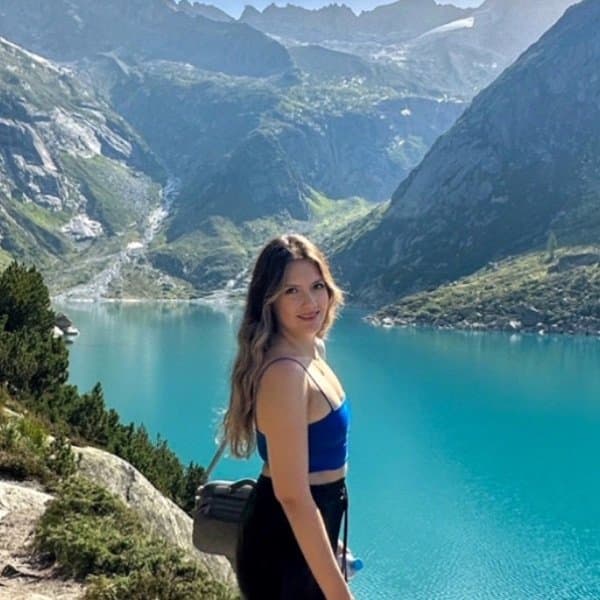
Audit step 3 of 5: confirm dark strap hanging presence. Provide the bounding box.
[341,483,349,581]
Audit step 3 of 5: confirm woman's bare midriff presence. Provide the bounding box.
[260,463,347,485]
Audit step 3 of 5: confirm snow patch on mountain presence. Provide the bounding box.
[418,16,475,39]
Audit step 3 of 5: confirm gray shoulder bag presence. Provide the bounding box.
[192,439,256,560]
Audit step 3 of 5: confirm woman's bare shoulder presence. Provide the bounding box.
[259,356,307,392]
[256,359,309,428]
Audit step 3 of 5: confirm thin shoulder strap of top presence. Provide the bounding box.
[258,356,334,409]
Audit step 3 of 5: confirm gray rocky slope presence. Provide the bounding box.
[0,37,162,265]
[333,0,600,305]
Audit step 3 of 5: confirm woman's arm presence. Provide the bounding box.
[256,361,353,600]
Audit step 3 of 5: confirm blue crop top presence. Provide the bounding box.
[255,357,350,473]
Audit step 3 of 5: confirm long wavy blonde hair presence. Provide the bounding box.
[222,234,344,458]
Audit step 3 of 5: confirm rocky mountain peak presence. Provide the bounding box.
[333,0,600,304]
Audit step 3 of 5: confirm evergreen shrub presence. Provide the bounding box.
[35,478,236,600]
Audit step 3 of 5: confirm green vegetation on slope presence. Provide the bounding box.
[35,478,235,600]
[0,406,234,599]
[0,261,234,596]
[0,404,77,486]
[150,194,376,296]
[0,262,205,511]
[370,246,600,335]
[60,154,161,236]
[0,197,69,266]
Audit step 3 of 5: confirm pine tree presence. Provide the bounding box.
[0,262,54,334]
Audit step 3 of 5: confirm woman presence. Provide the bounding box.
[222,234,354,600]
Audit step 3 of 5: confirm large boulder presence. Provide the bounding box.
[74,445,236,588]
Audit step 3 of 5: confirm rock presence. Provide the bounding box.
[61,214,104,241]
[516,305,544,328]
[0,480,85,599]
[381,317,394,328]
[54,314,73,330]
[74,446,236,588]
[548,252,600,273]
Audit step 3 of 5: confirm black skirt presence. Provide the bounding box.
[236,474,349,600]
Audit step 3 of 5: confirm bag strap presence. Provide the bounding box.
[201,438,228,485]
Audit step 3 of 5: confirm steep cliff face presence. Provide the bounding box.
[0,38,161,264]
[334,0,600,305]
[0,0,292,78]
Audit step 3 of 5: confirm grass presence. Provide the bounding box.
[6,198,72,231]
[59,154,160,236]
[372,245,600,334]
[151,197,377,297]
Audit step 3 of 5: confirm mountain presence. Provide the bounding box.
[98,57,463,226]
[240,0,469,43]
[357,0,470,41]
[240,4,357,43]
[238,0,578,101]
[0,0,291,78]
[398,0,579,97]
[466,0,581,59]
[332,0,600,305]
[288,45,375,80]
[172,0,234,22]
[0,2,463,297]
[0,37,162,266]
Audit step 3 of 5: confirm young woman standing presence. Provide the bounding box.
[222,234,354,600]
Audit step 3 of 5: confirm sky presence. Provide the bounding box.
[203,1,485,19]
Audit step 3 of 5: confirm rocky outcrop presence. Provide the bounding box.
[0,480,85,599]
[74,446,236,588]
[548,253,600,273]
[0,37,160,209]
[0,36,163,269]
[174,0,233,22]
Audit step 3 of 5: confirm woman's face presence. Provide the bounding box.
[271,259,330,338]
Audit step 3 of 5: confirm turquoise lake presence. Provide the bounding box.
[56,301,600,600]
